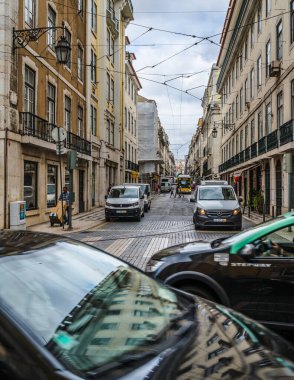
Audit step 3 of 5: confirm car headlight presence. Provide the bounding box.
[197,208,206,215]
[146,260,164,272]
[233,208,241,215]
[132,202,139,207]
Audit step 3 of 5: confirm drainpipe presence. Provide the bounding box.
[3,127,8,229]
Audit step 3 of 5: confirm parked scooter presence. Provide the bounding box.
[49,201,67,226]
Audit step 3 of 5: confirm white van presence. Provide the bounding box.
[124,183,151,212]
[105,186,145,222]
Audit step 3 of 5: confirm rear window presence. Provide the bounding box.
[199,186,236,201]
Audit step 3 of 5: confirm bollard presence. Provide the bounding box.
[272,205,275,219]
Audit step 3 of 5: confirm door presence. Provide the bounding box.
[79,170,84,213]
[228,225,294,329]
[265,162,270,214]
[276,160,282,216]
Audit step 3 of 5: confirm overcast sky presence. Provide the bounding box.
[126,0,230,159]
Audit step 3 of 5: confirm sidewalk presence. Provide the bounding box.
[27,206,105,235]
[242,206,272,225]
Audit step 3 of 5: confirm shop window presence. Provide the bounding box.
[47,165,57,208]
[24,161,38,210]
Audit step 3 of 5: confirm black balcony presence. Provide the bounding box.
[233,154,240,166]
[267,129,279,151]
[280,120,294,146]
[66,131,91,156]
[251,142,257,158]
[258,136,266,155]
[20,112,91,156]
[125,160,139,172]
[239,150,244,163]
[20,112,55,143]
[245,147,251,161]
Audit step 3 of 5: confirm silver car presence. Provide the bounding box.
[105,186,145,221]
[124,183,151,212]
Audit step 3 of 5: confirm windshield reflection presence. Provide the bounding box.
[109,188,139,199]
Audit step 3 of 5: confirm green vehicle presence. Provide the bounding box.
[147,212,294,334]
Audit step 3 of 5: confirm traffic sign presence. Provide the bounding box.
[52,127,67,142]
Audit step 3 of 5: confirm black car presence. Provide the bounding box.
[1,231,294,379]
[147,213,294,335]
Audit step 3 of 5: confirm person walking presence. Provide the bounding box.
[59,186,70,224]
[170,183,176,198]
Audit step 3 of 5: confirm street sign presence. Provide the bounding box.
[52,127,67,142]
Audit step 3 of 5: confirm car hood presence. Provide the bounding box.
[151,240,212,260]
[121,297,294,379]
[197,199,239,210]
[106,198,139,205]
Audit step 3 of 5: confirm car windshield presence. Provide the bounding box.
[109,188,138,198]
[0,241,191,376]
[139,185,148,194]
[199,187,236,200]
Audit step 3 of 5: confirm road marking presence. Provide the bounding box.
[106,238,135,257]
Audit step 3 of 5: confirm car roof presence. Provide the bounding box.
[112,185,139,189]
[123,183,149,186]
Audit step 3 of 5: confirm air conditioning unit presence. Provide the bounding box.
[269,61,281,77]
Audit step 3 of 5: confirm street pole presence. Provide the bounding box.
[58,128,64,229]
[68,168,73,230]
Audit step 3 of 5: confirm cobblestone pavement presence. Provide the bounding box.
[71,193,253,271]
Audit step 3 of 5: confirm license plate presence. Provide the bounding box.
[213,218,226,222]
[116,210,127,214]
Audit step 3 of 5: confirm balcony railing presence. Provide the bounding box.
[251,142,257,158]
[267,129,278,151]
[245,147,250,161]
[280,120,294,146]
[258,136,266,155]
[125,160,139,172]
[20,112,91,156]
[239,150,244,163]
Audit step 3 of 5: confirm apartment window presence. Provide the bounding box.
[250,68,254,99]
[244,35,248,60]
[91,338,111,346]
[24,66,35,114]
[266,40,271,78]
[265,102,272,134]
[107,73,110,101]
[257,2,262,34]
[24,160,38,210]
[91,49,97,83]
[277,91,284,127]
[128,111,130,131]
[78,106,83,137]
[276,20,283,60]
[232,66,235,88]
[47,165,57,208]
[111,37,114,63]
[258,111,263,139]
[77,0,83,13]
[77,45,83,81]
[240,87,243,114]
[235,60,239,80]
[107,29,110,57]
[124,107,127,131]
[134,120,137,137]
[236,134,239,154]
[251,119,255,143]
[106,119,110,144]
[91,105,97,135]
[250,22,254,49]
[64,28,71,69]
[91,0,97,33]
[47,83,56,124]
[291,1,294,43]
[131,115,134,134]
[245,125,248,148]
[236,95,239,119]
[47,6,56,48]
[25,0,36,27]
[110,122,114,145]
[232,102,235,123]
[239,50,243,71]
[64,96,71,131]
[245,78,248,102]
[240,130,243,151]
[257,55,262,88]
[266,0,271,16]
[111,79,114,104]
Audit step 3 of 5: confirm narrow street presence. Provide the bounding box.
[72,193,254,270]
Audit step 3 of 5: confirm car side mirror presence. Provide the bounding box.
[190,198,195,203]
[105,195,108,200]
[238,196,243,203]
[238,244,256,258]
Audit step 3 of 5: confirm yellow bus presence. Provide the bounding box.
[176,175,192,194]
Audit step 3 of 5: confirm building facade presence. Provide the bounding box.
[124,45,141,183]
[217,0,294,216]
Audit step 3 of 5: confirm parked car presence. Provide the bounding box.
[190,182,242,230]
[1,230,294,379]
[124,183,151,212]
[105,185,144,221]
[147,212,294,335]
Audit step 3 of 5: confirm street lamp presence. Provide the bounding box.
[212,126,218,138]
[13,21,71,64]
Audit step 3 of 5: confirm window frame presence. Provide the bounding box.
[24,160,38,210]
[47,5,56,48]
[276,20,283,60]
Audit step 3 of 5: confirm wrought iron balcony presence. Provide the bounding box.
[267,129,278,151]
[245,146,250,161]
[125,160,139,172]
[251,142,257,158]
[258,136,266,155]
[239,150,244,163]
[20,112,91,156]
[280,120,294,146]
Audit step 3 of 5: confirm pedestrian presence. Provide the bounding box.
[170,183,176,198]
[59,186,70,224]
